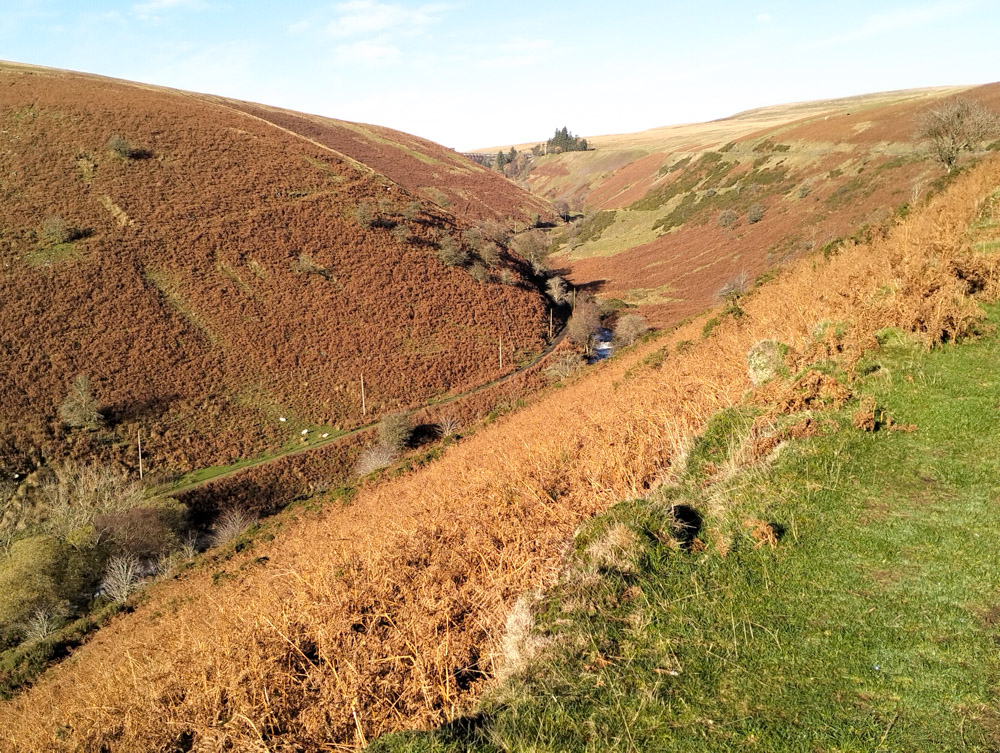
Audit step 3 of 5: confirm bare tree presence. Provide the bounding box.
[612,313,649,349]
[102,553,140,604]
[918,98,1000,172]
[566,297,601,354]
[211,508,257,548]
[59,374,103,431]
[546,276,568,304]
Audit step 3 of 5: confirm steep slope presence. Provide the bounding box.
[0,62,552,479]
[497,85,1000,326]
[2,151,996,752]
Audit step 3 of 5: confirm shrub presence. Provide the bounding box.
[717,270,750,300]
[717,209,738,228]
[544,352,585,381]
[211,508,257,548]
[566,297,601,352]
[479,242,501,267]
[746,339,785,385]
[511,230,550,274]
[377,412,412,452]
[798,184,812,198]
[612,313,648,349]
[354,201,375,228]
[435,415,461,439]
[101,554,139,604]
[94,498,188,559]
[747,204,765,224]
[40,462,144,539]
[546,276,568,304]
[436,234,469,267]
[294,252,331,280]
[40,216,84,245]
[355,445,396,476]
[106,135,133,159]
[468,262,490,283]
[58,374,103,431]
[918,98,1000,171]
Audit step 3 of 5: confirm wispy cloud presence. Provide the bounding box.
[334,37,401,65]
[843,1,976,41]
[321,1,449,38]
[133,0,208,22]
[475,38,553,70]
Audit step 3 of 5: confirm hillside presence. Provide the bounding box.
[0,61,555,483]
[492,85,1000,326]
[1,139,996,751]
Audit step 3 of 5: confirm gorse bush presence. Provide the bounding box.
[747,203,765,224]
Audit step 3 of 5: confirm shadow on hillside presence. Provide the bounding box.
[102,393,179,427]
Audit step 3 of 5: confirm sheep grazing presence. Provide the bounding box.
[279,417,287,422]
[301,429,309,436]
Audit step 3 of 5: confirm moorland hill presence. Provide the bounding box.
[486,85,1000,325]
[0,62,555,482]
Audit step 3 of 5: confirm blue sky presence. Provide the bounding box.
[1,1,997,150]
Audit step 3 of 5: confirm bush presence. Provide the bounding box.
[354,201,375,228]
[747,204,765,224]
[435,415,461,439]
[566,297,601,352]
[717,270,750,300]
[40,216,85,245]
[918,98,1000,171]
[436,234,469,267]
[544,352,585,381]
[58,374,103,431]
[101,554,139,604]
[612,313,648,349]
[106,135,133,159]
[511,230,550,274]
[377,413,412,452]
[717,209,738,228]
[546,276,568,304]
[355,445,396,476]
[211,508,257,548]
[746,340,785,385]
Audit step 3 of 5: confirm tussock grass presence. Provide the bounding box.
[3,159,1000,752]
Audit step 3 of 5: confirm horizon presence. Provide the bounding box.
[2,1,998,151]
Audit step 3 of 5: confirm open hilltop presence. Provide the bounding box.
[0,61,555,486]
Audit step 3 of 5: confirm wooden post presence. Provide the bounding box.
[549,308,553,340]
[499,336,503,371]
[137,430,143,480]
[361,375,366,416]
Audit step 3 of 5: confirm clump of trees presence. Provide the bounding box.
[918,98,999,172]
[0,462,189,648]
[546,127,589,153]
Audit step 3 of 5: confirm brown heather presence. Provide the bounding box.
[2,159,999,751]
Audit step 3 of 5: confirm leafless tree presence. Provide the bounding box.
[612,313,649,349]
[102,553,140,604]
[918,98,1000,172]
[59,374,103,431]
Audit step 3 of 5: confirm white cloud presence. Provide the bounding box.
[474,38,553,70]
[133,0,208,21]
[334,37,401,65]
[847,1,975,40]
[322,1,449,38]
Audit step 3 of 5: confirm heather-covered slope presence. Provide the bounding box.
[0,62,552,478]
[501,85,1000,326]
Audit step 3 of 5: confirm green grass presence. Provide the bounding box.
[22,242,81,267]
[373,304,1000,752]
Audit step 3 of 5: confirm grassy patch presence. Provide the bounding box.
[374,304,1000,751]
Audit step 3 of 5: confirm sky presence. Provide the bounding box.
[1,1,998,150]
